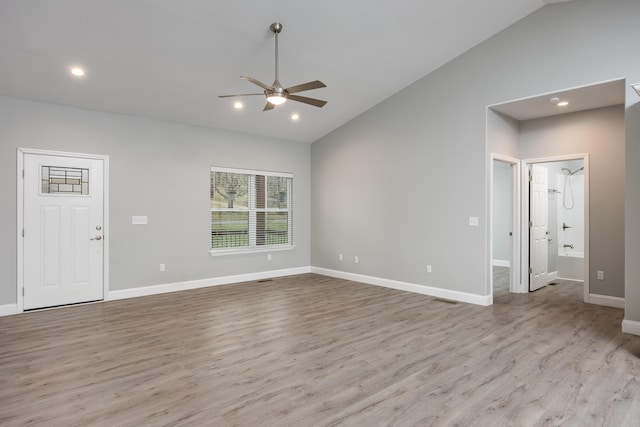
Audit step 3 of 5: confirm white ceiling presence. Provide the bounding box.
[0,0,572,143]
[490,79,626,121]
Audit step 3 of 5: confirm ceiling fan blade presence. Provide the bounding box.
[241,76,272,90]
[285,80,326,94]
[263,102,275,111]
[218,93,263,98]
[288,94,327,108]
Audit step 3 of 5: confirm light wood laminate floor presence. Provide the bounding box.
[1,273,639,426]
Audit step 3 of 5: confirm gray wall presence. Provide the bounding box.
[520,106,625,297]
[626,98,640,320]
[488,110,519,157]
[492,161,511,263]
[311,0,640,321]
[0,96,311,305]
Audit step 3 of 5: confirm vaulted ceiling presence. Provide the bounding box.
[0,0,572,143]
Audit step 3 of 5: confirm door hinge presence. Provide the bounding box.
[529,221,532,228]
[529,267,533,274]
[22,287,24,296]
[22,169,24,178]
[22,228,24,237]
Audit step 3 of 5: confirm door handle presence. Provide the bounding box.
[90,236,102,241]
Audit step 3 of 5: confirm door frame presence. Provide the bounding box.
[521,154,589,302]
[489,154,522,301]
[16,148,110,313]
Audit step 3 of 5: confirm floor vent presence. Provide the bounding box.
[433,298,458,305]
[257,279,274,283]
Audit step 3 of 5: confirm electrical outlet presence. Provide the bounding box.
[469,216,479,226]
[160,263,165,272]
[597,270,604,280]
[339,253,343,261]
[427,265,432,273]
[355,256,359,264]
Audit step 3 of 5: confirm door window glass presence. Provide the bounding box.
[41,166,89,195]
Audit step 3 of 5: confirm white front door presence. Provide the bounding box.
[23,153,104,309]
[529,164,549,291]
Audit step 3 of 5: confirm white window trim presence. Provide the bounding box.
[209,244,295,257]
[210,166,293,256]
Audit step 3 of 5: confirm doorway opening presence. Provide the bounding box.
[486,78,625,305]
[489,155,520,302]
[522,155,588,300]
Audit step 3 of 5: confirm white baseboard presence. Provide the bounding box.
[622,319,640,336]
[492,259,510,268]
[311,267,491,306]
[588,293,625,309]
[108,266,312,301]
[0,304,19,317]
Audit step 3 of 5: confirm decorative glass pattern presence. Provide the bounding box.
[41,166,89,195]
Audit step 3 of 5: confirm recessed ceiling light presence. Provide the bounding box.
[550,97,560,103]
[70,66,85,77]
[557,101,569,107]
[291,114,300,121]
[233,101,243,109]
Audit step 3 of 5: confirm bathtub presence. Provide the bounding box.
[557,252,584,281]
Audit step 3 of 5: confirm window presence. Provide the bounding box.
[41,165,89,195]
[210,167,293,254]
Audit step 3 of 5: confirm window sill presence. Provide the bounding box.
[209,245,295,257]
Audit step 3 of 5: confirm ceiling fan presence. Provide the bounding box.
[219,23,327,111]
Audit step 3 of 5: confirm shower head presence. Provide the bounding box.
[563,166,584,175]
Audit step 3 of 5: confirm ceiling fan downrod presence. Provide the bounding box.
[268,22,286,102]
[270,23,282,84]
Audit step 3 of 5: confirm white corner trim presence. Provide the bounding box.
[311,267,491,306]
[588,293,625,309]
[107,266,311,301]
[492,259,510,268]
[622,319,640,336]
[0,304,19,317]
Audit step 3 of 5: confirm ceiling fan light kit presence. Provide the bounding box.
[219,23,327,111]
[266,88,287,105]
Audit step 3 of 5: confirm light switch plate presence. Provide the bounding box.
[132,215,148,225]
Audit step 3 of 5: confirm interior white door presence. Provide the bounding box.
[529,164,549,291]
[23,153,104,309]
